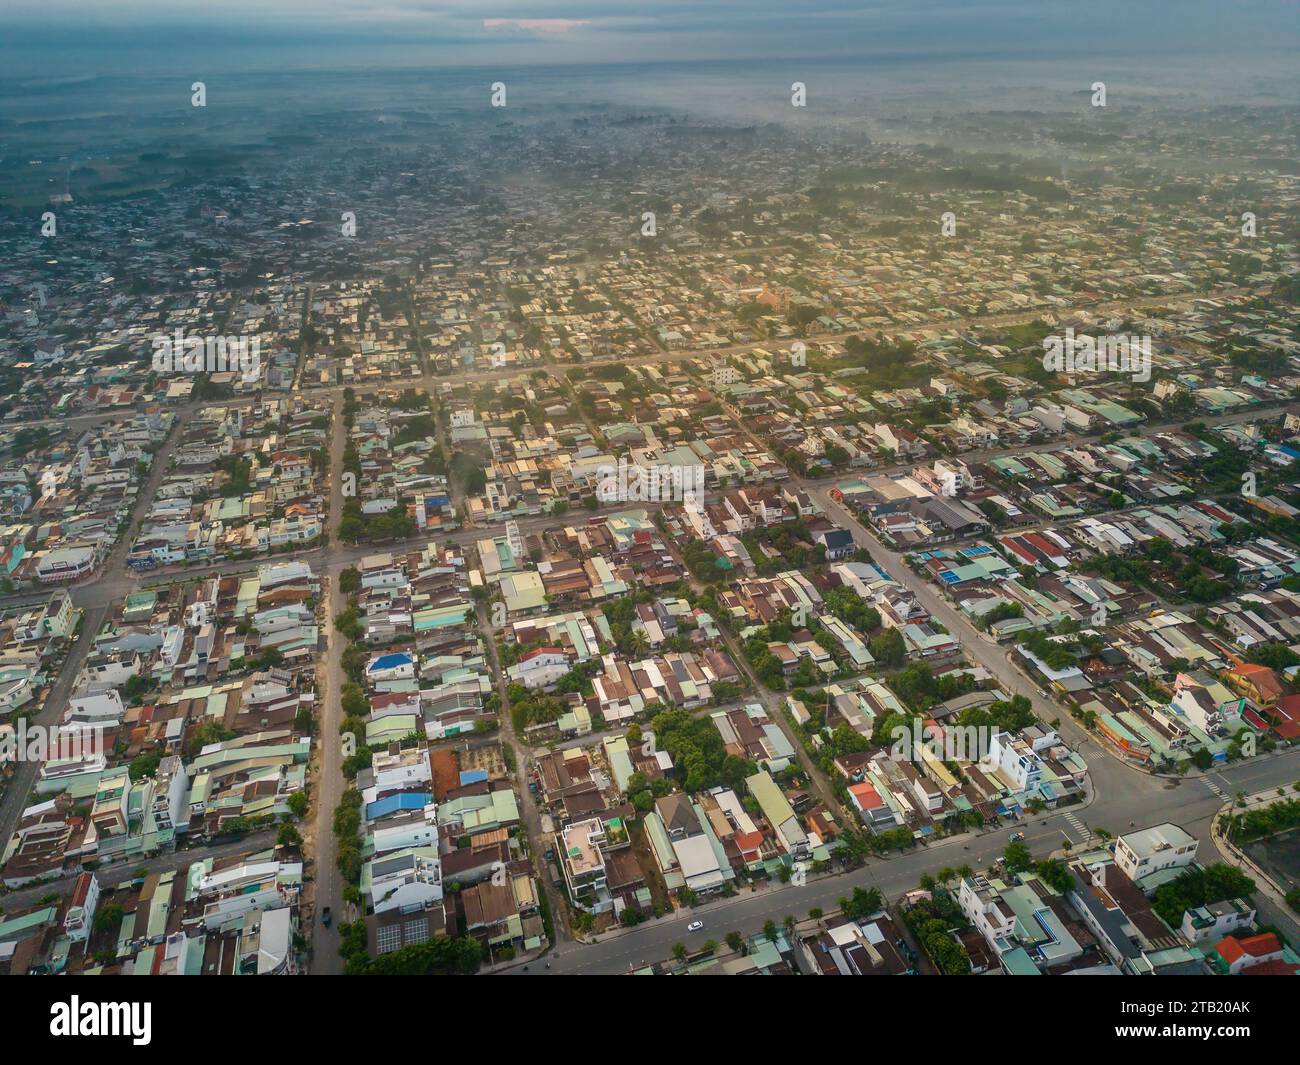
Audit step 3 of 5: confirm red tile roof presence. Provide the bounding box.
[1241,959,1299,976]
[518,645,567,662]
[1239,932,1283,957]
[1218,932,1282,965]
[1231,663,1283,701]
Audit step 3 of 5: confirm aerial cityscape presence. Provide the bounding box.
[0,1,1298,1006]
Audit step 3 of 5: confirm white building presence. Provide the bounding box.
[988,730,1045,793]
[1180,899,1255,944]
[1114,823,1198,882]
[63,872,100,943]
[508,647,571,690]
[367,850,444,915]
[958,875,1015,952]
[64,689,125,733]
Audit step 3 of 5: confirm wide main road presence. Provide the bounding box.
[0,407,192,848]
[309,391,349,974]
[534,747,1300,975]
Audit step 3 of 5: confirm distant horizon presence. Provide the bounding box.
[5,44,1300,82]
[1,1,1297,87]
[3,49,1296,134]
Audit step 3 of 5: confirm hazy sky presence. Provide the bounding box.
[2,1,1297,78]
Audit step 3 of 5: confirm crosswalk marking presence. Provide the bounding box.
[1063,812,1092,841]
[1203,778,1225,797]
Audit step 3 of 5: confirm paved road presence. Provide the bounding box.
[0,409,190,848]
[0,830,277,913]
[309,391,349,973]
[653,523,854,827]
[706,379,1250,814]
[477,596,571,947]
[525,748,1299,974]
[0,602,109,851]
[814,485,1101,743]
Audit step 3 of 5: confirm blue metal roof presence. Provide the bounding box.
[366,792,432,820]
[369,652,414,672]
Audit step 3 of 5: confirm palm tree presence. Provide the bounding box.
[671,942,687,962]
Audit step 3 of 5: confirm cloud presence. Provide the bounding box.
[482,18,591,35]
[0,1,1296,77]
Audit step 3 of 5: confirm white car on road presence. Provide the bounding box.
[686,920,704,932]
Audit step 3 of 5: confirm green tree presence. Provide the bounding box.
[94,903,125,935]
[839,886,884,921]
[1004,840,1034,873]
[1035,858,1072,893]
[869,627,906,669]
